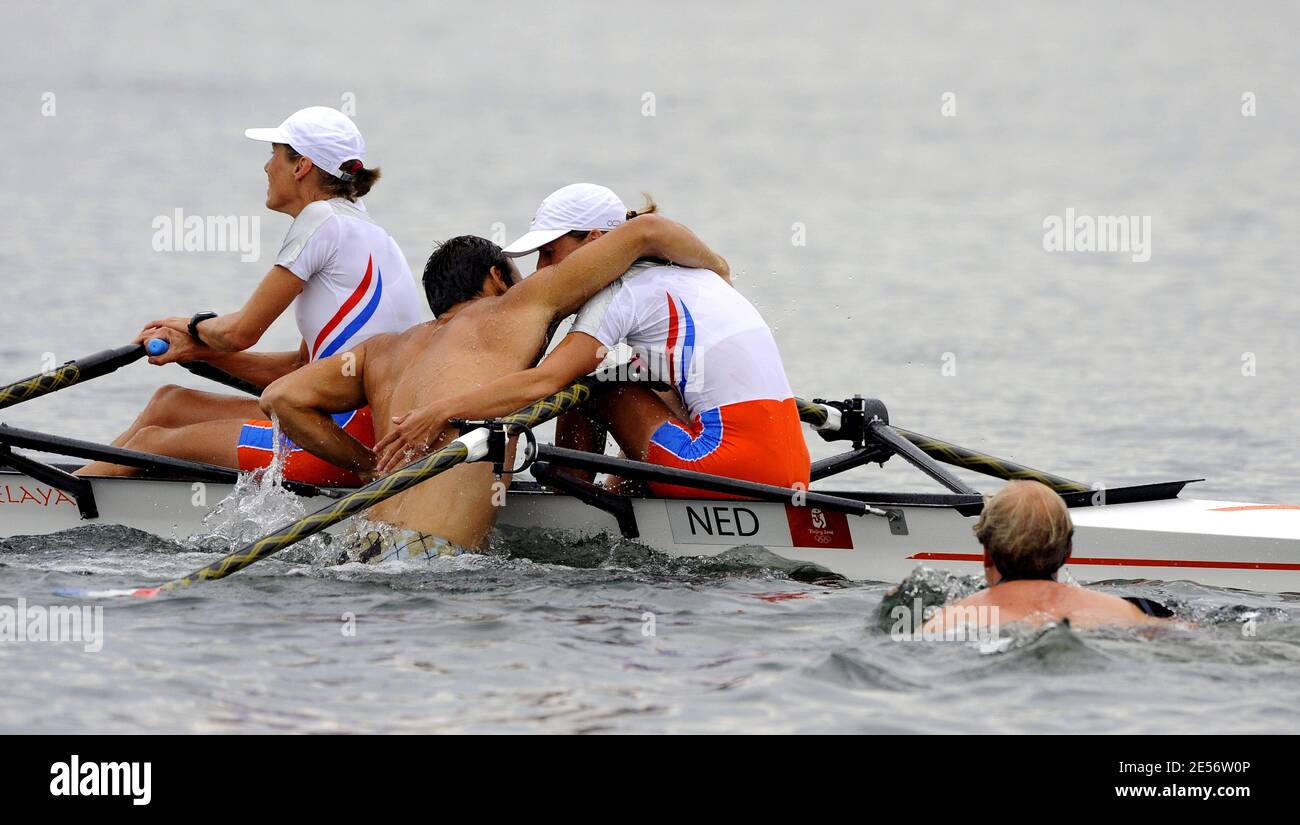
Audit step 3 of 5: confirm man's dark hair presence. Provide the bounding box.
[422,235,512,317]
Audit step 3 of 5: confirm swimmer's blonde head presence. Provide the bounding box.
[974,480,1073,580]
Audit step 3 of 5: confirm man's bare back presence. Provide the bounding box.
[925,580,1161,633]
[357,297,547,547]
[261,215,729,553]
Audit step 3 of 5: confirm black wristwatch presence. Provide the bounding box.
[188,311,218,346]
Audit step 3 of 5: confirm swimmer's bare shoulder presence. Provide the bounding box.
[1057,588,1172,629]
[923,585,1171,634]
[921,592,1000,636]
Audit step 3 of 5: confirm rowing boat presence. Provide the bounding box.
[2,471,1298,591]
[3,393,1298,592]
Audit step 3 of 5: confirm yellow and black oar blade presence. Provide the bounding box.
[0,340,167,411]
[57,378,597,599]
[890,426,1089,494]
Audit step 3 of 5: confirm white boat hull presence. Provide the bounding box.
[3,469,1299,592]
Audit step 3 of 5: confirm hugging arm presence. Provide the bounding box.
[373,333,604,473]
[515,213,728,317]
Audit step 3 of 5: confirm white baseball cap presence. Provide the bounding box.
[245,106,366,181]
[502,183,627,257]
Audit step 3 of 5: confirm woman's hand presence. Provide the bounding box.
[140,316,191,336]
[133,326,213,365]
[373,403,454,474]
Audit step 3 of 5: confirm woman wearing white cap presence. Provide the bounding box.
[374,183,810,498]
[79,106,423,485]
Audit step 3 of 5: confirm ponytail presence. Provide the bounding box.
[339,164,381,200]
[283,145,381,202]
[625,192,658,221]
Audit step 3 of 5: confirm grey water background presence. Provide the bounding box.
[1,0,1298,733]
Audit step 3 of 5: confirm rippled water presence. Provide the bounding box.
[3,1,1300,733]
[4,528,1296,734]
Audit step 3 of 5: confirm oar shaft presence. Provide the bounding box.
[178,362,265,397]
[157,378,598,592]
[795,397,833,429]
[534,444,883,516]
[0,344,145,410]
[0,423,241,483]
[794,397,1089,494]
[891,427,1089,494]
[867,421,980,495]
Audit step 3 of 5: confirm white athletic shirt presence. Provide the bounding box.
[275,198,422,361]
[571,261,794,419]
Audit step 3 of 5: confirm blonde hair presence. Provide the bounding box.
[973,481,1073,579]
[625,192,658,221]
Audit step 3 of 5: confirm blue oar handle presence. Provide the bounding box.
[145,338,170,357]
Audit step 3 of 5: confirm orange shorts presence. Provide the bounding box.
[645,398,810,498]
[236,407,373,487]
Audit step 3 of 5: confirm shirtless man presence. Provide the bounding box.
[371,183,809,499]
[923,480,1168,633]
[259,214,727,561]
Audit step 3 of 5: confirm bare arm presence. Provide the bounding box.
[260,342,375,474]
[373,333,604,473]
[201,342,310,388]
[515,213,728,318]
[649,217,730,283]
[135,266,305,364]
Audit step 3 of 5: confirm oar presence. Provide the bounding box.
[888,426,1089,494]
[57,377,598,599]
[795,396,1089,493]
[177,361,265,397]
[0,339,168,411]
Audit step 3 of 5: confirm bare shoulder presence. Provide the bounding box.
[505,264,554,302]
[357,330,402,350]
[500,268,562,314]
[350,331,397,365]
[354,327,427,379]
[473,289,554,340]
[921,593,995,634]
[924,584,1166,633]
[1066,588,1164,625]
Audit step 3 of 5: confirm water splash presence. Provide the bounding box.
[329,516,450,566]
[492,525,847,583]
[186,415,333,561]
[875,565,985,634]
